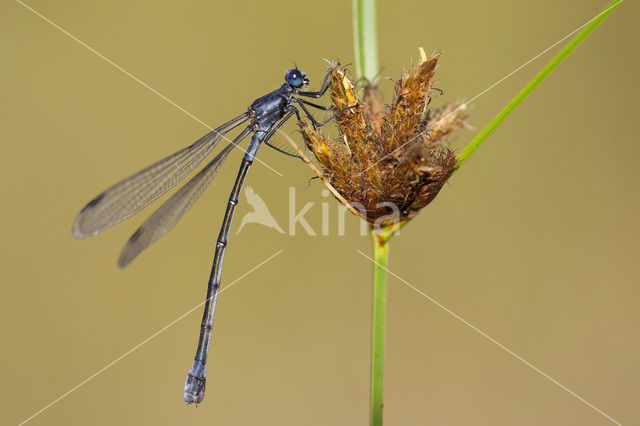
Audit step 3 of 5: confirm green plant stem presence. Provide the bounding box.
[453,0,622,172]
[352,0,379,81]
[370,228,390,426]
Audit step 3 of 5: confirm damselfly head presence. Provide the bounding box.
[285,68,308,88]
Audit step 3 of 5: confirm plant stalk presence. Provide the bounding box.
[352,0,379,81]
[370,228,391,426]
[453,0,622,172]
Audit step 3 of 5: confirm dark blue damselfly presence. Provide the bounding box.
[72,66,351,404]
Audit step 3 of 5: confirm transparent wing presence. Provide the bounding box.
[118,127,253,267]
[72,113,249,238]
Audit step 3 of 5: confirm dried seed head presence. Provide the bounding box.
[300,51,469,227]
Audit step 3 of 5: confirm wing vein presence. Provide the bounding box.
[72,113,249,238]
[118,126,253,266]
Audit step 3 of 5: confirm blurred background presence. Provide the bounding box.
[2,0,638,424]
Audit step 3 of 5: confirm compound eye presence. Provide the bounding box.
[285,68,304,88]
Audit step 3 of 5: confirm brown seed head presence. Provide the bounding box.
[299,51,469,226]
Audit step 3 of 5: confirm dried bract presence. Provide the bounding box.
[300,52,469,226]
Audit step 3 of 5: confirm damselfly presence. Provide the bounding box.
[72,65,351,404]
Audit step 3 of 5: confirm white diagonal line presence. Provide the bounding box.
[358,0,623,176]
[17,250,283,426]
[357,249,622,425]
[15,0,283,177]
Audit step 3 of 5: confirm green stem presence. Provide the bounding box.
[453,0,622,172]
[352,0,379,81]
[370,229,390,426]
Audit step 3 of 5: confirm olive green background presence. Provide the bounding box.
[2,1,638,425]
